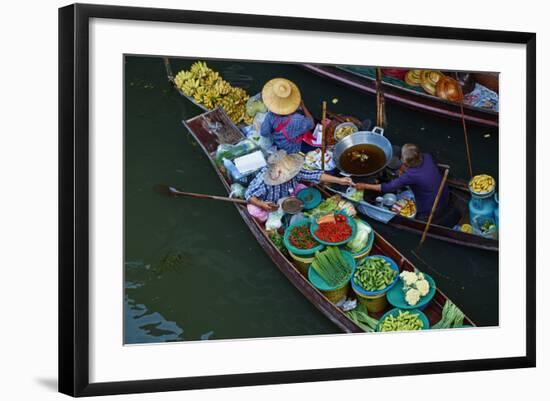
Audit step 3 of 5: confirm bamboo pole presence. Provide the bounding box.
[376,68,386,128]
[321,101,327,171]
[455,73,473,178]
[154,185,248,205]
[419,169,449,246]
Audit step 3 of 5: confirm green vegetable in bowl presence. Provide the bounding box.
[347,189,364,202]
[354,257,397,292]
[379,310,424,332]
[346,219,372,253]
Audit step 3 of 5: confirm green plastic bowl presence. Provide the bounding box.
[296,187,322,210]
[308,251,356,291]
[386,272,436,310]
[310,212,357,246]
[376,308,430,332]
[283,222,324,256]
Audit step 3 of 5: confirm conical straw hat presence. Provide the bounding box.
[262,78,301,115]
[264,150,305,186]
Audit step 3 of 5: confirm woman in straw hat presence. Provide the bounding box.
[260,78,316,154]
[245,150,354,213]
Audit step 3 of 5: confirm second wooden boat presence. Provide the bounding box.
[302,64,499,128]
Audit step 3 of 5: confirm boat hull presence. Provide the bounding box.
[302,64,499,128]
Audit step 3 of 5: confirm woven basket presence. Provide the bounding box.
[320,283,350,303]
[288,251,314,276]
[353,290,388,313]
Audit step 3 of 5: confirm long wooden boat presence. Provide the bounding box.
[302,64,499,128]
[165,58,498,252]
[327,178,498,252]
[181,107,474,332]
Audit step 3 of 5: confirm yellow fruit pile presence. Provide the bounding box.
[174,61,252,124]
[399,199,417,218]
[469,174,495,194]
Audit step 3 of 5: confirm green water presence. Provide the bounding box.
[124,56,498,343]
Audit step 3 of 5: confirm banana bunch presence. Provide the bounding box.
[173,61,251,124]
[469,174,495,194]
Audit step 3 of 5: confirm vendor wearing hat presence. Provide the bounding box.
[246,150,354,212]
[260,78,315,154]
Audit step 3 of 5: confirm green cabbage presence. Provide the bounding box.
[346,219,372,253]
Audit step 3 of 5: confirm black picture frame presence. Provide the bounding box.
[59,3,536,397]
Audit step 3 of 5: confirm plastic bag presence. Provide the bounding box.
[246,93,267,118]
[229,183,246,199]
[215,139,257,163]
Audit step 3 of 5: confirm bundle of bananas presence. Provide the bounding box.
[469,174,495,195]
[174,61,252,124]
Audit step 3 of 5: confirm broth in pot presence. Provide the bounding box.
[339,144,387,175]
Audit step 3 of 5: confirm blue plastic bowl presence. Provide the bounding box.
[283,222,324,256]
[308,251,356,291]
[351,255,400,296]
[386,272,436,310]
[376,308,430,332]
[296,187,322,210]
[310,212,357,246]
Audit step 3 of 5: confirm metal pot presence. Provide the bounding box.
[333,127,393,176]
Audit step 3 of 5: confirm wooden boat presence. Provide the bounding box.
[327,178,498,252]
[301,64,499,128]
[181,107,474,332]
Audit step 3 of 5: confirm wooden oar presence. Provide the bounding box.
[321,100,327,171]
[154,184,248,205]
[418,168,449,246]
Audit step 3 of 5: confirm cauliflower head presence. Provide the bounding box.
[415,279,430,297]
[405,288,421,306]
[400,271,418,287]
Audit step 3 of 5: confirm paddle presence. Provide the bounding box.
[154,184,248,205]
[418,168,450,247]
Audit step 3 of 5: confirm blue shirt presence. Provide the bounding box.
[381,153,448,215]
[260,111,314,154]
[245,168,323,202]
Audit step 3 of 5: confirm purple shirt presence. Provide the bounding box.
[381,153,448,216]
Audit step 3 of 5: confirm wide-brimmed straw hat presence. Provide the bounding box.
[262,78,301,115]
[264,150,305,186]
[421,70,444,95]
[436,75,464,102]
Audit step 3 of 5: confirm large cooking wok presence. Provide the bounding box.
[333,127,393,176]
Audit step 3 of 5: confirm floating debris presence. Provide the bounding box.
[483,133,491,138]
[332,98,339,104]
[200,330,215,340]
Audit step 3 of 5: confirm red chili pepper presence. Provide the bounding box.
[315,216,352,243]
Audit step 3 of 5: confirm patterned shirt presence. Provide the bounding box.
[260,111,314,154]
[245,168,323,202]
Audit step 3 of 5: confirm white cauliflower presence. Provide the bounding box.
[405,288,421,306]
[400,271,418,287]
[415,279,430,297]
[416,272,425,281]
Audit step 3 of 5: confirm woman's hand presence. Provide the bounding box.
[355,182,382,192]
[338,176,355,187]
[260,201,279,212]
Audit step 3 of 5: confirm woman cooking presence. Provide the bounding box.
[260,78,315,154]
[246,150,353,213]
[354,143,449,220]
